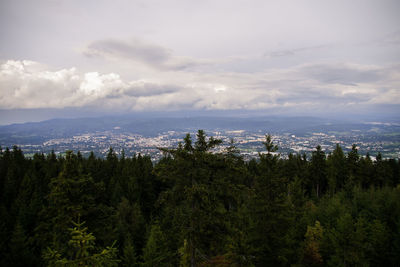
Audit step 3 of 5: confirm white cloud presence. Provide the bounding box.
[0,60,399,113]
[0,60,180,109]
[79,72,124,96]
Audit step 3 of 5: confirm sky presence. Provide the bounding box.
[0,0,399,124]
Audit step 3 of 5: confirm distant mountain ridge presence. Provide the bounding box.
[0,115,335,136]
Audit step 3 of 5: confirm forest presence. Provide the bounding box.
[0,130,399,266]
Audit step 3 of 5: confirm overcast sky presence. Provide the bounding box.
[0,0,399,123]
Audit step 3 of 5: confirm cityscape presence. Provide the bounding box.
[12,127,400,161]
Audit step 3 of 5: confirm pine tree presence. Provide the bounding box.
[326,144,346,194]
[115,198,145,258]
[301,221,323,266]
[347,144,360,185]
[310,145,327,198]
[122,235,139,267]
[156,130,225,267]
[8,222,35,267]
[358,153,374,188]
[36,151,100,253]
[249,134,293,266]
[142,224,172,267]
[43,219,119,267]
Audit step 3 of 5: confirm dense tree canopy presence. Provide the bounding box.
[0,131,399,266]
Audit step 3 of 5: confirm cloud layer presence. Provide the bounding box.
[1,60,399,114]
[0,0,399,121]
[85,38,211,71]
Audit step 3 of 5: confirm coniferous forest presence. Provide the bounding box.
[1,130,399,267]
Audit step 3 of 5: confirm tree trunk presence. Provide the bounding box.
[191,241,195,267]
[190,186,195,267]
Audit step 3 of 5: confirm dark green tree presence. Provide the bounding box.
[326,144,346,194]
[155,130,225,267]
[310,145,327,198]
[43,219,119,267]
[121,234,139,267]
[142,224,173,267]
[7,222,36,267]
[249,134,293,266]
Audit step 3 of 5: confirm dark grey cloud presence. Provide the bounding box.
[86,39,170,65]
[276,88,372,105]
[266,44,329,58]
[120,83,180,97]
[301,63,383,85]
[379,30,400,45]
[85,38,206,71]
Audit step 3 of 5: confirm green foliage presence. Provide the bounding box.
[122,235,139,267]
[155,130,229,266]
[301,221,323,266]
[327,144,346,194]
[7,222,36,266]
[142,224,173,267]
[310,145,327,198]
[115,197,145,258]
[262,134,278,154]
[43,219,119,267]
[249,134,294,266]
[0,133,399,266]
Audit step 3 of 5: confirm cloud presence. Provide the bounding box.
[1,60,399,113]
[300,63,384,85]
[378,30,400,46]
[266,44,329,58]
[0,60,181,109]
[84,38,210,71]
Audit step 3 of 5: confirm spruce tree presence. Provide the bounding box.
[43,219,119,267]
[142,224,172,267]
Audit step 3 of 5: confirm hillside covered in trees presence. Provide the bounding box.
[0,130,399,266]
